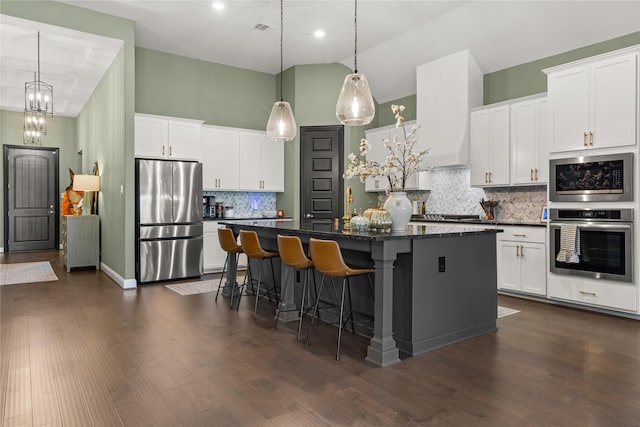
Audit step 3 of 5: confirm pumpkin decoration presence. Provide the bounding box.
[61,168,84,216]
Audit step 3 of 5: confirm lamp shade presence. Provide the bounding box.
[72,174,100,192]
[266,101,297,141]
[335,73,375,126]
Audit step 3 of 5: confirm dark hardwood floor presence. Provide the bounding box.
[2,250,640,426]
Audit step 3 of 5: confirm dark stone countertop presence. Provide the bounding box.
[409,218,547,228]
[220,219,501,241]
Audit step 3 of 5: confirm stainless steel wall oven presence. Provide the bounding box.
[549,153,633,202]
[549,209,633,282]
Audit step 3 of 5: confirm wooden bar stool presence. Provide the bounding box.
[239,230,280,319]
[275,235,317,341]
[307,237,375,361]
[215,228,244,308]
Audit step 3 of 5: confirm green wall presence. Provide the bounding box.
[1,0,136,284]
[76,49,126,275]
[136,47,275,130]
[377,94,417,128]
[0,110,79,249]
[484,31,640,104]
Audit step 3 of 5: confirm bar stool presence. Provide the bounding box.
[275,235,318,341]
[239,230,280,319]
[307,237,375,361]
[215,228,244,307]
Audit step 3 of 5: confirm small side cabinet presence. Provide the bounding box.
[62,215,100,272]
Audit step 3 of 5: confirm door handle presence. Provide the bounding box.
[305,213,314,218]
[516,245,521,257]
[589,131,593,147]
[583,132,587,147]
[520,245,524,257]
[534,169,538,181]
[530,169,533,181]
[579,290,596,296]
[484,172,488,183]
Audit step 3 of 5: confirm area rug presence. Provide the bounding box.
[497,306,521,318]
[165,275,245,296]
[0,261,58,286]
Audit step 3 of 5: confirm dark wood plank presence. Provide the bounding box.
[2,250,640,426]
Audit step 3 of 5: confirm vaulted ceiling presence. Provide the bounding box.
[1,1,638,116]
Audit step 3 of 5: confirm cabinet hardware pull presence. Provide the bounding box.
[489,172,492,183]
[162,145,165,156]
[589,131,593,147]
[530,169,533,181]
[516,246,520,257]
[534,169,538,180]
[520,245,524,257]
[169,146,172,156]
[513,233,526,237]
[484,172,488,183]
[583,132,587,147]
[579,290,596,296]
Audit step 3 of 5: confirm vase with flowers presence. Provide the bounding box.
[344,104,429,232]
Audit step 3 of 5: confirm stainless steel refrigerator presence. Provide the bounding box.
[135,159,203,283]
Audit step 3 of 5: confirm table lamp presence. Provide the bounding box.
[73,174,100,215]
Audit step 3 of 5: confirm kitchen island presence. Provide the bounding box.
[222,220,500,367]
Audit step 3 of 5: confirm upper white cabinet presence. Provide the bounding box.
[200,126,240,191]
[469,105,510,187]
[135,114,203,160]
[364,122,432,192]
[545,50,637,152]
[510,97,548,185]
[238,131,284,192]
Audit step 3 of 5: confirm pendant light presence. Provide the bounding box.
[266,0,297,142]
[24,31,53,145]
[335,0,375,126]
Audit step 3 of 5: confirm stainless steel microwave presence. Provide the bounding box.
[549,153,634,202]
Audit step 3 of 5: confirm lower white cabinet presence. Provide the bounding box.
[547,275,637,313]
[497,225,546,296]
[203,222,246,273]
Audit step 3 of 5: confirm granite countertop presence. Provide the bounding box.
[409,218,547,228]
[203,216,287,221]
[220,219,501,241]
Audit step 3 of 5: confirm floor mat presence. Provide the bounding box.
[497,306,521,318]
[0,261,58,286]
[165,276,245,296]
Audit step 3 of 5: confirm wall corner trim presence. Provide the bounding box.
[100,262,137,289]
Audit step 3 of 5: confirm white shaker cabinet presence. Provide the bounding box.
[510,96,548,185]
[364,122,431,192]
[201,126,240,191]
[496,226,546,296]
[135,114,203,160]
[546,50,637,152]
[238,131,284,192]
[470,105,510,187]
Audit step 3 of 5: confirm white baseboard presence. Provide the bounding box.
[100,262,137,289]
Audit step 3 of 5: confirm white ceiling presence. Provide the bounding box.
[0,14,123,117]
[1,1,639,117]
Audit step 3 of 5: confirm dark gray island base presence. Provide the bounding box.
[221,220,500,367]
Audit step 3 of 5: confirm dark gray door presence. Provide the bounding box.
[4,145,59,251]
[300,126,343,231]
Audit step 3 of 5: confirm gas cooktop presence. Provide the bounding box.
[411,214,481,222]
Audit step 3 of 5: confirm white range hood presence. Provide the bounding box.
[417,50,483,168]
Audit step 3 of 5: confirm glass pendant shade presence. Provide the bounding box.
[336,72,375,126]
[266,100,297,141]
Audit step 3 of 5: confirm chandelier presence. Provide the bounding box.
[24,31,53,145]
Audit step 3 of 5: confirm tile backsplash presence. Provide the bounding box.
[203,191,276,218]
[378,168,547,222]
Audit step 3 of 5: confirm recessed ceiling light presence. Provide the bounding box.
[314,30,326,39]
[212,2,224,10]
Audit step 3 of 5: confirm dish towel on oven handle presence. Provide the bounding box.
[556,224,580,263]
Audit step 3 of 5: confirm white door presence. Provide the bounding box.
[261,139,284,191]
[548,65,589,152]
[510,100,537,185]
[589,53,637,149]
[470,110,491,186]
[521,242,546,296]
[211,128,240,190]
[168,120,200,160]
[497,241,521,291]
[134,115,167,158]
[238,132,263,190]
[489,106,510,185]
